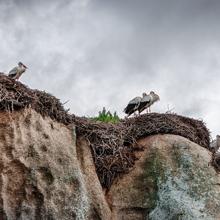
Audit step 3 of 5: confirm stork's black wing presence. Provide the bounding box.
[124,96,141,116]
[8,67,17,79]
[138,95,151,113]
[124,103,137,114]
[8,73,17,79]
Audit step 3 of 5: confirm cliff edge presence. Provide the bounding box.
[0,75,218,220]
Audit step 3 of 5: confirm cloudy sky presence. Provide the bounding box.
[0,0,219,137]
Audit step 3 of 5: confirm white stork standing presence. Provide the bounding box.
[8,62,28,80]
[124,93,147,117]
[212,135,220,152]
[138,91,160,114]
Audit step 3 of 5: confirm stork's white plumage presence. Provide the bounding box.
[124,93,147,117]
[8,62,28,80]
[210,135,220,153]
[138,91,160,114]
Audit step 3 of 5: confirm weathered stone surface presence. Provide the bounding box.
[76,138,112,220]
[107,135,220,220]
[0,109,220,220]
[0,109,110,220]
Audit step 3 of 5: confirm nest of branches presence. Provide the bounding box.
[74,114,210,188]
[123,113,210,150]
[0,75,72,124]
[0,75,211,188]
[74,117,138,188]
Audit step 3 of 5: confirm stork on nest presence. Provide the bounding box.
[211,135,220,153]
[124,91,160,117]
[8,62,28,80]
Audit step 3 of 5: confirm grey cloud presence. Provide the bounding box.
[0,0,219,137]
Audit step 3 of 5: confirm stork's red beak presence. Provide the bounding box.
[23,64,28,69]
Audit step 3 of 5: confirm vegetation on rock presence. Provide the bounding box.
[92,107,120,123]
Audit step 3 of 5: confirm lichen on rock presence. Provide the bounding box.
[148,142,215,220]
[107,135,220,220]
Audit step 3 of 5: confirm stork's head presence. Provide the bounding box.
[18,62,28,69]
[150,91,160,101]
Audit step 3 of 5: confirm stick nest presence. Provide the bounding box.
[74,113,210,188]
[0,75,72,124]
[0,75,211,188]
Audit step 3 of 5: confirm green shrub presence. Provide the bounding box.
[92,107,120,123]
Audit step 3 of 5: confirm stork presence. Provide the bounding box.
[217,135,220,151]
[8,62,28,80]
[124,93,147,117]
[211,135,220,153]
[138,91,160,114]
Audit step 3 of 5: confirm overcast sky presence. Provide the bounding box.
[0,0,219,137]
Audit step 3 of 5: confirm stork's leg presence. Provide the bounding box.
[14,74,20,80]
[149,107,151,113]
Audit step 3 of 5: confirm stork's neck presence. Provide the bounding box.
[149,93,154,100]
[18,65,25,70]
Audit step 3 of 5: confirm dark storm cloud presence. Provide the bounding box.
[0,0,219,136]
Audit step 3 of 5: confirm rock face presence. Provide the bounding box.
[0,109,110,220]
[0,109,220,220]
[107,135,220,220]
